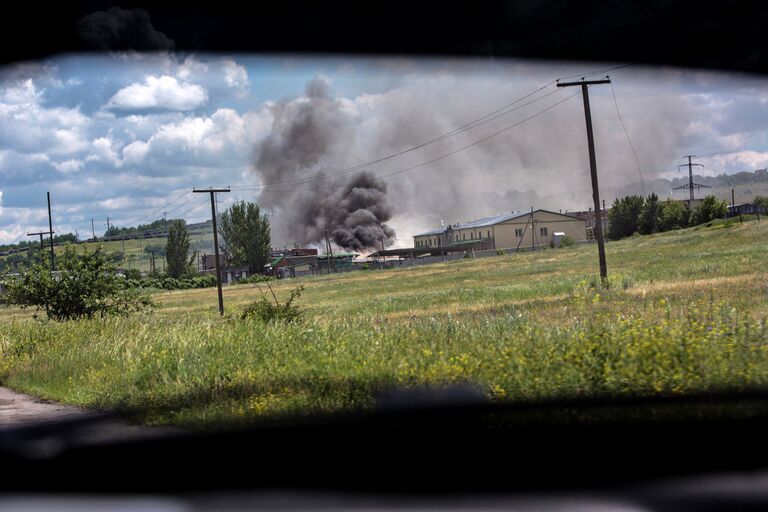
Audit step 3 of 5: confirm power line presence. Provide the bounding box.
[231,64,633,194]
[120,190,192,228]
[230,87,566,192]
[161,194,203,218]
[609,81,646,195]
[374,90,582,180]
[75,63,632,234]
[174,195,211,219]
[558,63,635,81]
[233,90,580,194]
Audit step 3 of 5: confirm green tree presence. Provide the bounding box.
[691,195,728,225]
[658,199,690,232]
[607,195,644,240]
[165,220,194,278]
[637,193,662,235]
[144,244,166,257]
[218,201,271,274]
[753,195,768,212]
[0,246,152,321]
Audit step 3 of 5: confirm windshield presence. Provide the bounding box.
[0,50,767,430]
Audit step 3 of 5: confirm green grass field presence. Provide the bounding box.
[1,218,767,428]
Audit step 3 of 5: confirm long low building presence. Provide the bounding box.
[413,209,587,251]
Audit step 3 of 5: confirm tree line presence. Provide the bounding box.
[163,200,271,278]
[607,194,731,240]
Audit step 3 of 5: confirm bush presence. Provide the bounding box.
[238,274,274,285]
[194,275,217,288]
[124,268,142,280]
[496,249,505,256]
[162,278,180,290]
[0,246,152,321]
[241,285,304,323]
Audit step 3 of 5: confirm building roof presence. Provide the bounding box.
[413,209,589,237]
[317,252,359,260]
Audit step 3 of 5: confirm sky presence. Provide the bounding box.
[1,52,767,247]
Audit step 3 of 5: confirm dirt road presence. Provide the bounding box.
[0,386,183,447]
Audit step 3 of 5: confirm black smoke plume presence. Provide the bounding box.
[254,78,396,252]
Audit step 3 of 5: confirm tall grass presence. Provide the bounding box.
[1,220,767,427]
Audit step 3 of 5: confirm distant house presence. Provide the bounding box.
[201,253,227,270]
[266,248,319,277]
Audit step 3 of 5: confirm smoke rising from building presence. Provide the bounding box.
[254,77,396,252]
[252,66,698,249]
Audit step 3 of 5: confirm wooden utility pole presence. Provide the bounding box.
[602,199,607,238]
[557,77,611,280]
[27,230,54,266]
[193,187,231,315]
[47,192,55,270]
[325,227,335,274]
[91,218,96,240]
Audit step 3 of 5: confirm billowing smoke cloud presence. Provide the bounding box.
[254,78,396,252]
[253,65,702,248]
[78,7,175,51]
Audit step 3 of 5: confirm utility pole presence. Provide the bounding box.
[602,199,607,238]
[673,156,709,201]
[47,192,55,270]
[378,236,384,270]
[557,77,611,280]
[27,230,54,266]
[106,216,110,237]
[193,187,230,315]
[91,218,95,240]
[325,227,335,274]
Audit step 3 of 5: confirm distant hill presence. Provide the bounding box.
[605,168,768,205]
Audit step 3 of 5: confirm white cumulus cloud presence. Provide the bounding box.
[106,75,208,111]
[0,79,90,155]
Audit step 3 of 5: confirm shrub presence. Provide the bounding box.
[0,246,152,321]
[241,285,304,324]
[194,275,217,288]
[238,274,274,285]
[560,236,574,248]
[125,268,142,280]
[496,249,505,256]
[162,278,180,290]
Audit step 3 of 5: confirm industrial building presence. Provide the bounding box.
[727,203,766,218]
[412,210,587,251]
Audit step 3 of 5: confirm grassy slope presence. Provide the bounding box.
[1,231,214,273]
[0,219,767,427]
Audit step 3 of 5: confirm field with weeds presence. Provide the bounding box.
[1,219,767,427]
